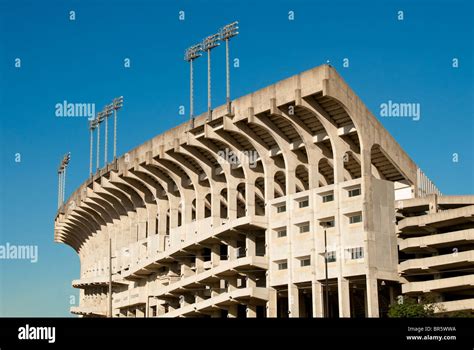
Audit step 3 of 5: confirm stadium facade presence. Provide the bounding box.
[54,65,474,317]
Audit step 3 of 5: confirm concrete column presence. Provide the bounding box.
[211,244,220,267]
[247,305,257,318]
[228,304,238,318]
[366,277,379,317]
[147,204,157,237]
[211,189,221,226]
[195,250,205,274]
[137,220,147,241]
[157,209,168,251]
[136,307,145,318]
[246,274,257,288]
[156,304,165,316]
[227,187,238,220]
[211,282,220,298]
[264,172,274,202]
[169,207,179,229]
[312,282,324,317]
[246,234,256,257]
[181,258,194,278]
[286,167,296,195]
[227,239,238,260]
[288,284,299,318]
[182,190,194,225]
[338,277,351,317]
[267,288,277,317]
[227,276,238,291]
[245,180,256,216]
[195,191,206,221]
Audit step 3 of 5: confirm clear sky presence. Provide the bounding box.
[0,0,472,316]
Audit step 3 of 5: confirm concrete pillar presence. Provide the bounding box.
[136,307,145,318]
[147,204,157,237]
[182,190,194,225]
[227,239,238,260]
[245,180,256,216]
[246,274,257,288]
[288,284,299,318]
[195,250,205,274]
[366,277,379,317]
[211,190,221,226]
[286,167,296,195]
[338,277,351,317]
[181,258,194,278]
[247,305,257,318]
[211,244,220,267]
[195,191,206,221]
[228,276,238,291]
[211,282,220,298]
[246,234,256,257]
[228,187,238,220]
[157,205,168,251]
[267,288,277,317]
[312,282,324,317]
[169,204,179,229]
[228,304,238,318]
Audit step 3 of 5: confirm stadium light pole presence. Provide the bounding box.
[96,112,105,172]
[62,152,71,203]
[57,152,71,208]
[185,44,203,129]
[112,96,123,160]
[89,119,96,177]
[202,33,220,121]
[57,166,63,209]
[219,21,239,114]
[103,104,113,166]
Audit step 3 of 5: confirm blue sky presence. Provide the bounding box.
[0,0,472,316]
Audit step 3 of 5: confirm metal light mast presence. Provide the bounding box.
[57,152,71,209]
[89,119,96,176]
[112,96,123,160]
[220,22,239,114]
[202,33,220,121]
[103,104,113,166]
[96,112,104,172]
[185,44,203,128]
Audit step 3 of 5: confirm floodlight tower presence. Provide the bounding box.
[96,112,105,172]
[57,152,71,208]
[62,152,71,203]
[57,165,64,209]
[112,96,124,160]
[89,119,96,177]
[103,104,113,165]
[219,21,239,114]
[185,44,203,128]
[202,33,220,121]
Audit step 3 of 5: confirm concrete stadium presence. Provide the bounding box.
[54,64,474,317]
